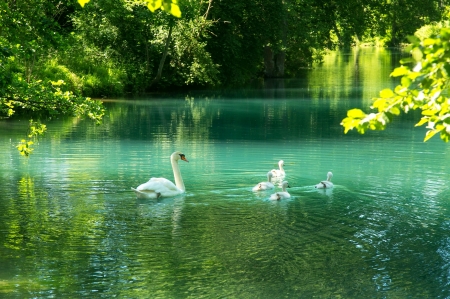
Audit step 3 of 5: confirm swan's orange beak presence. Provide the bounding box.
[180,154,189,162]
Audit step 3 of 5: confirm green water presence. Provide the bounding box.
[1,48,450,298]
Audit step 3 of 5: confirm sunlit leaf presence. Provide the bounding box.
[170,3,181,17]
[347,108,366,119]
[391,66,409,77]
[423,38,437,46]
[147,0,162,12]
[424,129,438,142]
[379,89,394,98]
[372,98,387,111]
[78,0,90,7]
[415,117,428,127]
[389,106,401,115]
[144,0,181,17]
[422,109,438,116]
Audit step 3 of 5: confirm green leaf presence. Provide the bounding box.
[400,76,412,88]
[407,35,420,44]
[412,48,423,62]
[440,131,450,142]
[400,57,414,64]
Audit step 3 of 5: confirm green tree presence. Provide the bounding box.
[0,0,104,156]
[341,27,450,142]
[72,0,218,91]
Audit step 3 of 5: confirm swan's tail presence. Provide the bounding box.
[131,187,160,199]
[131,187,146,197]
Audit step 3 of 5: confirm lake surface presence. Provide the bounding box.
[1,48,450,298]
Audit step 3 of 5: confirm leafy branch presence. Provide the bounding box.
[78,0,182,17]
[1,79,104,156]
[341,28,450,142]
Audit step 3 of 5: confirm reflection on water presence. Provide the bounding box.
[1,48,450,298]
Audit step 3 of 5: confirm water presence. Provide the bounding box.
[1,48,450,298]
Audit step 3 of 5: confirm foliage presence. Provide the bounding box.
[16,120,46,156]
[3,0,450,156]
[341,28,450,142]
[78,0,182,17]
[355,0,449,47]
[73,0,219,90]
[206,0,286,85]
[165,17,220,86]
[0,0,106,155]
[1,77,105,155]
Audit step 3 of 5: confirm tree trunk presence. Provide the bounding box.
[264,1,287,78]
[264,46,275,77]
[150,24,174,87]
[274,52,285,77]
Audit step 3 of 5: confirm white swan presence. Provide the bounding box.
[131,151,189,199]
[315,172,334,189]
[252,171,275,191]
[269,181,291,200]
[270,160,285,179]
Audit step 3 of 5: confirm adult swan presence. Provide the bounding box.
[131,151,189,199]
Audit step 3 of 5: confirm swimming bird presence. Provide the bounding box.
[270,160,285,179]
[315,172,334,189]
[131,151,189,199]
[252,171,275,191]
[269,181,291,200]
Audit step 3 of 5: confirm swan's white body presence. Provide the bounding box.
[131,151,189,199]
[315,172,334,189]
[270,160,285,179]
[269,181,291,200]
[252,171,275,191]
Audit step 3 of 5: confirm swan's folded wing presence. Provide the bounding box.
[131,187,159,199]
[138,177,179,193]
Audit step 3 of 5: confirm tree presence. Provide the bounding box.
[341,27,450,142]
[0,0,105,156]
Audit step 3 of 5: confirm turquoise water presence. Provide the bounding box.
[1,48,450,298]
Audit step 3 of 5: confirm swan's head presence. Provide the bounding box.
[172,151,189,162]
[281,181,290,188]
[278,160,284,166]
[267,171,273,179]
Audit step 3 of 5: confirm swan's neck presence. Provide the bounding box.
[171,158,185,191]
[282,184,287,192]
[279,163,284,172]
